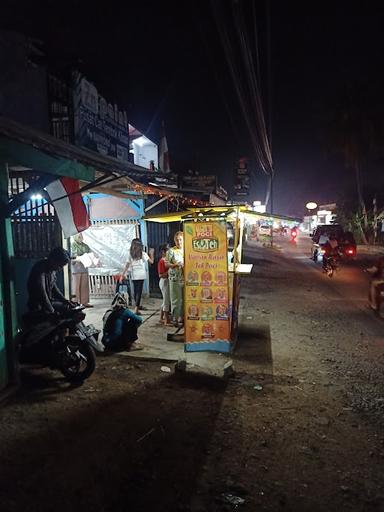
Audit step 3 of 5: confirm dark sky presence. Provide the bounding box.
[2,1,384,216]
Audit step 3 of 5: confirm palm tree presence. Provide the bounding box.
[325,82,381,244]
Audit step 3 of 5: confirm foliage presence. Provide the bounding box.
[324,80,384,243]
[336,195,383,245]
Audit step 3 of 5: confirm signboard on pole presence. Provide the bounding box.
[234,158,250,196]
[180,175,217,190]
[180,175,228,200]
[183,220,231,352]
[73,71,129,161]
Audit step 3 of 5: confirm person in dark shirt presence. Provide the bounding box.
[102,293,143,351]
[27,247,71,314]
[322,233,339,271]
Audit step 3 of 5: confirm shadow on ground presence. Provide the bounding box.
[234,317,274,378]
[0,371,226,512]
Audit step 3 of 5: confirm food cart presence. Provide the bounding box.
[144,206,253,354]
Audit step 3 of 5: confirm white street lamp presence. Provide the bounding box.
[306,202,318,211]
[305,202,318,233]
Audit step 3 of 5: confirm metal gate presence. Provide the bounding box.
[9,172,62,258]
[146,221,170,296]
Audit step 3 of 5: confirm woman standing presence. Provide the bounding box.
[122,238,153,314]
[165,231,184,326]
[71,233,93,307]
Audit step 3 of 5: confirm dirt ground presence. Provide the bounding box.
[1,239,384,512]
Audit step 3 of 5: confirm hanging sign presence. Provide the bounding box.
[183,220,231,352]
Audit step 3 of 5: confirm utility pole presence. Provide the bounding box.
[266,0,273,216]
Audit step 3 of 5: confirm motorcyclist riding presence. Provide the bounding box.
[27,246,72,317]
[322,233,339,272]
[290,227,298,242]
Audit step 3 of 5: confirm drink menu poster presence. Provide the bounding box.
[183,220,231,350]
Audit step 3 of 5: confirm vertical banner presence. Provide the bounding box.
[234,157,250,196]
[184,220,231,353]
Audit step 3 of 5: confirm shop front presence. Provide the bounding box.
[80,193,143,300]
[145,206,253,354]
[243,211,301,244]
[0,117,173,393]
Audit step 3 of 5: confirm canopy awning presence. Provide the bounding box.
[144,205,301,224]
[242,210,302,223]
[144,206,243,223]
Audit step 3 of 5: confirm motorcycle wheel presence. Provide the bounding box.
[60,337,96,382]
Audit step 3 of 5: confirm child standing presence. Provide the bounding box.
[158,244,171,325]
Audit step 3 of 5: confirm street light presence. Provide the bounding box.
[305,202,318,233]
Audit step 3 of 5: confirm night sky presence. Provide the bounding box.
[2,1,383,216]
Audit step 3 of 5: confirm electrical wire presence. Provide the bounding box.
[210,0,274,195]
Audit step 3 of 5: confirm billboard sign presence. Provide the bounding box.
[180,175,228,200]
[73,71,129,161]
[180,174,217,190]
[234,158,250,196]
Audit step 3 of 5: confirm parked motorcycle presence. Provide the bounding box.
[16,305,101,382]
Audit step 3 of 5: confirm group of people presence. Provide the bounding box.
[69,231,185,329]
[116,231,185,328]
[102,231,185,351]
[24,230,187,354]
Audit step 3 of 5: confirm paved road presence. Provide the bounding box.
[278,233,376,315]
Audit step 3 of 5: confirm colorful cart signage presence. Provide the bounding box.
[184,220,231,352]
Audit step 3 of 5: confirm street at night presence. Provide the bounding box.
[1,235,384,511]
[1,1,384,511]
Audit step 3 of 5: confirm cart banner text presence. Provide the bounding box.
[184,221,230,346]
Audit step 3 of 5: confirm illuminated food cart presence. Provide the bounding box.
[144,206,253,354]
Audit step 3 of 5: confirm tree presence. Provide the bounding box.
[325,81,383,244]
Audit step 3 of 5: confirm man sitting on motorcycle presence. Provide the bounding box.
[27,246,72,315]
[322,234,339,271]
[366,256,384,313]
